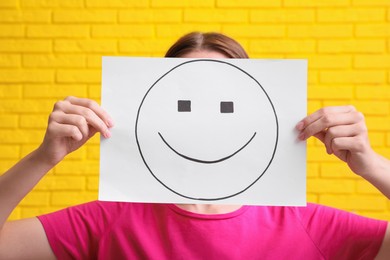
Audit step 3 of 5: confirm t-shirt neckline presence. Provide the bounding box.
[167,204,250,220]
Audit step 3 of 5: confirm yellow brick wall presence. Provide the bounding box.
[0,0,389,220]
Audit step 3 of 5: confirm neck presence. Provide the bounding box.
[175,204,242,214]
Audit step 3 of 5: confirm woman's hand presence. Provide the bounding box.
[36,96,113,166]
[296,105,378,177]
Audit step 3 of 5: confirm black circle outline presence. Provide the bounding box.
[135,59,279,201]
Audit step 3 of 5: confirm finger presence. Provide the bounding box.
[323,124,363,154]
[331,135,368,154]
[47,121,83,141]
[49,111,90,139]
[65,96,114,128]
[298,110,364,140]
[53,100,111,138]
[296,105,356,131]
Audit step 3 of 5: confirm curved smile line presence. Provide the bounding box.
[158,132,257,164]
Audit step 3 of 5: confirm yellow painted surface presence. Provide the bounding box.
[0,0,389,220]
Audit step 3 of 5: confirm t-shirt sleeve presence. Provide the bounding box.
[298,203,387,260]
[37,200,121,260]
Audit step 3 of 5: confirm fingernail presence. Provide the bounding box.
[104,130,111,138]
[106,118,114,128]
[298,132,305,140]
[296,121,304,131]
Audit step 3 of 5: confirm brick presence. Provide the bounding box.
[0,69,54,83]
[119,39,173,54]
[184,9,248,23]
[51,192,97,206]
[306,193,318,203]
[368,132,386,147]
[328,35,374,49]
[35,176,86,191]
[87,145,100,159]
[0,160,18,172]
[307,179,355,194]
[285,0,349,6]
[0,99,53,113]
[216,0,281,7]
[374,148,390,158]
[21,0,84,8]
[0,0,18,7]
[0,115,18,128]
[88,84,101,98]
[356,212,390,221]
[353,101,389,116]
[119,10,182,23]
[288,25,353,38]
[23,54,86,68]
[0,85,22,98]
[55,161,99,175]
[317,8,386,22]
[88,132,101,144]
[23,84,87,98]
[307,70,318,84]
[249,40,315,54]
[27,25,89,38]
[354,55,390,68]
[309,55,352,69]
[0,25,25,38]
[356,24,390,37]
[152,0,214,7]
[20,144,42,157]
[19,114,49,129]
[19,191,50,206]
[356,180,383,194]
[356,85,390,99]
[87,176,99,190]
[86,56,102,68]
[66,146,87,160]
[320,162,356,178]
[307,101,322,114]
[307,163,319,178]
[0,129,44,144]
[92,25,154,38]
[223,25,285,38]
[0,40,51,53]
[157,24,223,38]
[307,147,340,162]
[319,194,387,211]
[54,40,117,53]
[20,207,62,218]
[308,85,354,99]
[352,0,390,6]
[0,145,19,158]
[56,70,101,83]
[0,54,21,68]
[86,0,148,8]
[366,117,390,131]
[0,10,51,23]
[7,208,21,221]
[320,70,386,84]
[250,9,315,23]
[54,10,117,23]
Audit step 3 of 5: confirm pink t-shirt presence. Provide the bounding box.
[38,201,386,259]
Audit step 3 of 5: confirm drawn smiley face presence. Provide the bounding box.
[135,59,278,201]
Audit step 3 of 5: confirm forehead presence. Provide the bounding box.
[180,50,228,59]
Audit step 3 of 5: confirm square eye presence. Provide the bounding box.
[220,101,234,113]
[178,100,191,112]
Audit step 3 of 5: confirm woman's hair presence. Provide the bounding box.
[165,32,249,59]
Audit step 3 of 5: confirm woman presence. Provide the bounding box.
[0,32,390,259]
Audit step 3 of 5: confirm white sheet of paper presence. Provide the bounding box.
[100,57,307,206]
